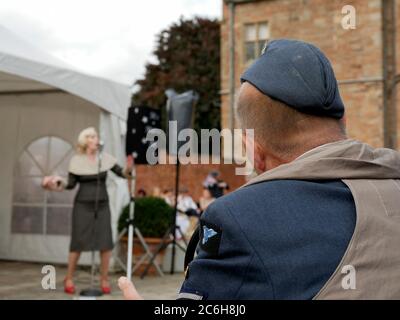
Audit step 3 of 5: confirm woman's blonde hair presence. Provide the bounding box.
[77,127,98,154]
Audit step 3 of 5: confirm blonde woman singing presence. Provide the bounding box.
[42,127,132,294]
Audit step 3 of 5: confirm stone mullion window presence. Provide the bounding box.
[244,22,270,63]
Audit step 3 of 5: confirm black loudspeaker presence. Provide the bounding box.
[166,89,199,154]
[139,89,199,278]
[126,105,161,164]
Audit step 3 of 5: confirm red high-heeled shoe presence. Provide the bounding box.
[101,279,111,294]
[101,286,111,294]
[64,278,76,294]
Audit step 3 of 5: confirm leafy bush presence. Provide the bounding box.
[118,196,174,238]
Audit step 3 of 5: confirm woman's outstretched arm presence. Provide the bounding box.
[64,173,78,190]
[110,155,134,179]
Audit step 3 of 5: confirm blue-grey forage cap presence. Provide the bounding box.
[240,39,345,119]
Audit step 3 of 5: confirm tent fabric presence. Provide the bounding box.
[100,112,131,252]
[0,26,131,265]
[0,25,131,120]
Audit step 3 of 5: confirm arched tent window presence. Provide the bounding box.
[12,136,76,235]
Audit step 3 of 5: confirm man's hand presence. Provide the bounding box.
[118,277,143,300]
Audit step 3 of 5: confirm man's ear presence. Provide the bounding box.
[253,141,266,173]
[242,132,266,173]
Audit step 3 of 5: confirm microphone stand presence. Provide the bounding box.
[113,156,164,278]
[140,157,187,278]
[126,160,136,281]
[80,146,103,297]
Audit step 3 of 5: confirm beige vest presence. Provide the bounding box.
[244,139,400,299]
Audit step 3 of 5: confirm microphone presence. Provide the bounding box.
[98,140,105,152]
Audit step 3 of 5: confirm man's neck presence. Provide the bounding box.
[264,136,348,171]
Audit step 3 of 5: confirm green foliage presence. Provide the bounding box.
[118,197,174,238]
[133,16,221,132]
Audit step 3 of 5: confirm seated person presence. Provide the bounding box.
[177,187,200,217]
[199,187,215,214]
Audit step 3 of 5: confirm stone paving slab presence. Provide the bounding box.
[0,260,184,300]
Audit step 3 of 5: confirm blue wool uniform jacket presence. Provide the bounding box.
[179,179,356,300]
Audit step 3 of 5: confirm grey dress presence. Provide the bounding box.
[65,163,126,252]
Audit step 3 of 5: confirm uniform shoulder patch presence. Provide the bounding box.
[199,221,222,257]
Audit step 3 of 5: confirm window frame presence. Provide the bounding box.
[11,136,75,235]
[243,21,270,65]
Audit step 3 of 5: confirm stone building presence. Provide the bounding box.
[139,0,400,199]
[221,0,400,149]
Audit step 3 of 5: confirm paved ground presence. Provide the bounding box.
[0,260,184,300]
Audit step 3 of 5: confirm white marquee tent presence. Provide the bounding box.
[0,25,131,264]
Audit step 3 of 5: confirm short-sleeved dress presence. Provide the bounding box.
[64,152,127,252]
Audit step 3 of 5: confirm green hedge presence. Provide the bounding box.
[118,196,174,238]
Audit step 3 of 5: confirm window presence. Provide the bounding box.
[12,136,76,235]
[244,22,270,63]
